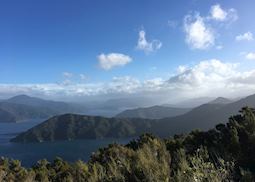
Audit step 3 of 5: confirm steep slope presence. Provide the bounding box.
[116,105,191,119]
[11,114,154,142]
[209,97,233,104]
[154,94,255,136]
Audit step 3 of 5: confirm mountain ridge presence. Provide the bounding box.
[0,95,86,123]
[11,93,255,142]
[116,105,191,119]
[209,97,233,104]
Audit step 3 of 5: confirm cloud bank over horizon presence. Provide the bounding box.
[1,59,255,103]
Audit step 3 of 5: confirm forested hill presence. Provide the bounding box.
[2,107,255,181]
[12,94,255,143]
[11,114,154,143]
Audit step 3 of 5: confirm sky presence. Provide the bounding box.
[1,0,255,103]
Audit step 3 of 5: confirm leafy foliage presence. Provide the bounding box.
[2,107,255,181]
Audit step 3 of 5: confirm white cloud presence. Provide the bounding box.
[108,76,141,94]
[2,60,255,102]
[184,14,215,49]
[183,4,237,50]
[210,4,227,21]
[136,30,162,53]
[246,52,255,60]
[61,79,72,86]
[177,65,188,74]
[97,53,132,70]
[63,72,73,78]
[210,4,238,22]
[165,59,255,99]
[236,32,254,41]
[169,60,237,86]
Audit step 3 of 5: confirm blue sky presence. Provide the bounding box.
[0,0,255,101]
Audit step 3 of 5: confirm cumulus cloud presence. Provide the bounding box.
[169,60,237,86]
[136,30,162,53]
[165,59,255,99]
[2,60,255,102]
[177,65,188,74]
[183,4,237,50]
[184,14,215,49]
[210,4,227,21]
[236,32,254,41]
[246,52,255,60]
[97,53,132,70]
[210,4,238,22]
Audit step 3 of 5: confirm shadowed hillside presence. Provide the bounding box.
[12,94,255,142]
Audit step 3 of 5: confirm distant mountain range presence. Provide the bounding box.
[116,105,191,119]
[0,94,225,123]
[7,95,78,112]
[115,97,232,119]
[164,97,214,108]
[83,97,159,117]
[0,95,164,122]
[11,94,255,143]
[0,95,86,123]
[208,97,233,104]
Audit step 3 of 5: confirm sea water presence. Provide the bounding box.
[0,120,131,167]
